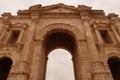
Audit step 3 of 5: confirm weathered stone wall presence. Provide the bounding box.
[0,3,120,80]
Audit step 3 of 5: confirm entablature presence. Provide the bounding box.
[1,3,115,19]
[8,23,28,30]
[0,3,120,20]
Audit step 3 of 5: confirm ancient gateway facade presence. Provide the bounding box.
[0,3,120,80]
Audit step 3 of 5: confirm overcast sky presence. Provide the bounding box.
[0,0,120,16]
[46,49,74,80]
[0,0,120,80]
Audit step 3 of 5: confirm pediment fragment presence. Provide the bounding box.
[41,3,77,13]
[43,7,77,13]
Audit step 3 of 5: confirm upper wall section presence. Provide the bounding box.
[0,3,119,19]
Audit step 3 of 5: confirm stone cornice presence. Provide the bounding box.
[1,3,119,19]
[41,3,77,11]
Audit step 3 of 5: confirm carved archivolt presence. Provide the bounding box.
[104,52,120,64]
[34,23,86,41]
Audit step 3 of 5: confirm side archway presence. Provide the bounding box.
[108,57,120,80]
[0,57,13,80]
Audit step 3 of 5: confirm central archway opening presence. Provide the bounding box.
[46,49,74,80]
[44,30,76,80]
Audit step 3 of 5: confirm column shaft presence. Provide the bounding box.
[111,26,120,43]
[30,41,45,80]
[16,29,24,44]
[95,29,104,43]
[93,25,104,43]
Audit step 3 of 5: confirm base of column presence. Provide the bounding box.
[92,71,113,80]
[8,73,29,80]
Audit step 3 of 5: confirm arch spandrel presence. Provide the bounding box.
[34,23,86,41]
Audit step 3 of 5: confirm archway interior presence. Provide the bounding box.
[45,31,76,56]
[0,58,12,80]
[46,49,74,80]
[108,58,120,80]
[44,30,76,80]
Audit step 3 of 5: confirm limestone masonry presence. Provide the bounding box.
[0,3,120,80]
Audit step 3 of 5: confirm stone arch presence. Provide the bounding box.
[0,57,13,80]
[32,23,90,80]
[35,23,85,41]
[34,23,83,80]
[42,26,77,80]
[107,53,120,61]
[107,56,120,80]
[44,29,76,57]
[104,52,120,65]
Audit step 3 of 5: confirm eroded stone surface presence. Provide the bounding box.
[0,3,120,80]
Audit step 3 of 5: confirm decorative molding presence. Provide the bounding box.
[8,23,28,30]
[34,23,86,41]
[16,3,107,19]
